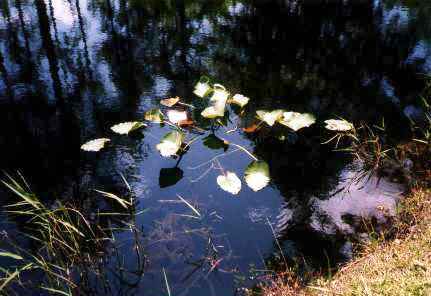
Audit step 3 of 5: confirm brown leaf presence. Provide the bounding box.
[160,96,180,107]
[242,124,259,133]
[178,119,194,127]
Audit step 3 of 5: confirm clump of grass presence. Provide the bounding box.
[0,173,143,295]
[310,189,431,296]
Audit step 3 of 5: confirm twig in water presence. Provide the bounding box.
[163,268,172,296]
[176,194,201,218]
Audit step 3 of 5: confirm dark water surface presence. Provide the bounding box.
[0,0,430,295]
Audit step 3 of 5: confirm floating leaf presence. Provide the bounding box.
[178,119,194,127]
[203,134,229,151]
[159,167,184,188]
[167,110,188,124]
[230,94,250,107]
[324,119,354,131]
[81,138,110,152]
[193,77,211,98]
[243,123,259,133]
[217,171,242,195]
[144,108,164,123]
[278,112,316,131]
[161,96,180,107]
[201,105,225,119]
[110,121,146,135]
[156,131,184,157]
[244,161,270,192]
[256,110,284,126]
[210,84,230,105]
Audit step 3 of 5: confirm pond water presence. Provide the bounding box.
[0,0,430,295]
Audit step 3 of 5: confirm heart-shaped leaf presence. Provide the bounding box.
[167,110,188,124]
[144,108,164,123]
[156,131,184,157]
[324,119,354,131]
[201,105,226,118]
[81,138,110,152]
[160,96,180,107]
[193,77,211,98]
[244,161,270,192]
[217,171,242,195]
[256,110,284,126]
[110,121,146,135]
[230,94,250,108]
[278,112,316,131]
[203,135,229,151]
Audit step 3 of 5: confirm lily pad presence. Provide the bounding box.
[256,110,284,126]
[159,167,184,188]
[217,171,242,195]
[324,119,354,131]
[230,94,250,108]
[210,84,230,105]
[167,110,188,124]
[203,134,229,151]
[193,77,211,98]
[144,108,164,123]
[110,121,146,135]
[244,161,270,192]
[81,138,110,152]
[201,105,226,118]
[278,112,316,131]
[160,96,180,107]
[156,130,184,157]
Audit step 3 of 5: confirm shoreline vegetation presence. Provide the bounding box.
[258,82,431,296]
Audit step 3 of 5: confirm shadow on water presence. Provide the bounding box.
[0,0,430,295]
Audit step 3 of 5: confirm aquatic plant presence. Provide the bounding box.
[0,174,144,295]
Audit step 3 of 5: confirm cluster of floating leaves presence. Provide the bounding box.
[81,76,354,195]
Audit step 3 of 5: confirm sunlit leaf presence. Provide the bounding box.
[167,110,188,124]
[160,96,180,107]
[278,112,316,131]
[324,119,354,131]
[230,94,250,108]
[81,138,110,152]
[201,105,226,118]
[210,84,230,105]
[193,77,211,98]
[217,171,242,195]
[144,108,164,123]
[110,121,146,135]
[256,110,284,126]
[156,131,184,157]
[244,161,270,192]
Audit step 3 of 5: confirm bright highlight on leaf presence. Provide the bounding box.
[278,112,316,131]
[256,110,284,126]
[167,110,188,124]
[324,119,354,131]
[210,84,230,104]
[217,171,242,195]
[230,94,250,108]
[81,138,110,152]
[201,105,226,118]
[193,78,211,98]
[144,108,164,123]
[156,131,184,157]
[160,96,180,107]
[244,161,270,192]
[110,121,146,135]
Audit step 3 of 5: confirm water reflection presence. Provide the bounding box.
[0,0,430,295]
